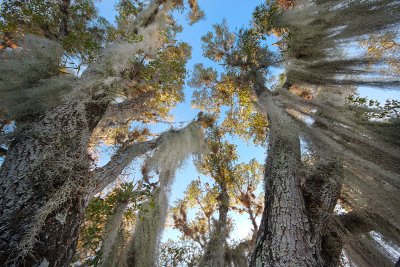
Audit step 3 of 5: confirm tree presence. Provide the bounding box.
[0,0,111,65]
[197,0,400,266]
[172,126,264,266]
[0,0,205,265]
[1,0,399,266]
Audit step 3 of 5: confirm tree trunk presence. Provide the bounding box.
[250,92,345,267]
[198,179,230,267]
[251,93,321,267]
[0,94,108,266]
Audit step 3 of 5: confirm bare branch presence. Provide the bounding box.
[97,91,155,128]
[92,117,205,196]
[91,139,158,196]
[131,0,166,34]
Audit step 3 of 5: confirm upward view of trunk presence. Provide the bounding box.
[198,178,230,267]
[0,94,109,266]
[251,93,321,267]
[250,92,345,267]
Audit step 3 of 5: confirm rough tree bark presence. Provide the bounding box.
[0,93,109,266]
[210,54,344,265]
[0,92,160,266]
[247,82,346,266]
[251,93,321,267]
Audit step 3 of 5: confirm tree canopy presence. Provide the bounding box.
[0,0,399,266]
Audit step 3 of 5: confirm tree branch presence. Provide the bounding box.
[59,0,71,39]
[96,91,155,129]
[246,205,259,236]
[336,210,400,238]
[131,0,165,34]
[92,117,204,196]
[338,211,376,235]
[91,139,158,196]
